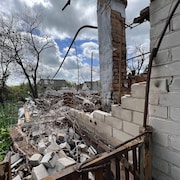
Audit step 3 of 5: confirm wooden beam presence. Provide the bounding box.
[80,139,143,169]
[42,164,78,180]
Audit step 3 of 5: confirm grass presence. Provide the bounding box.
[0,102,18,161]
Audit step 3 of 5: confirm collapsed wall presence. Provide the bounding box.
[97,0,127,106]
[69,82,146,147]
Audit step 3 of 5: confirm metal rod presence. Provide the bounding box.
[116,157,121,180]
[132,148,138,180]
[126,51,150,61]
[52,25,98,79]
[124,152,129,180]
[74,41,79,87]
[91,52,93,90]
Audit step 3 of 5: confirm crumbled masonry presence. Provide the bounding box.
[8,91,102,180]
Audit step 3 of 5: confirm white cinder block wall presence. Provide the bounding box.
[69,82,145,147]
[150,1,180,179]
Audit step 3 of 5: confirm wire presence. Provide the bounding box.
[127,51,150,61]
[52,25,98,79]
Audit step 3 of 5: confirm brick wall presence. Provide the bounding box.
[97,0,127,105]
[149,1,180,179]
[111,10,127,103]
[69,82,145,147]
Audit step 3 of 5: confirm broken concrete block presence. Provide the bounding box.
[29,153,42,166]
[11,153,20,165]
[58,150,67,158]
[60,142,71,150]
[68,127,75,138]
[47,156,74,175]
[38,141,46,154]
[45,138,60,153]
[23,175,32,180]
[41,151,58,168]
[32,164,49,180]
[47,164,58,175]
[52,159,66,172]
[57,157,76,169]
[11,158,23,169]
[13,175,22,180]
[80,153,90,163]
[78,143,86,149]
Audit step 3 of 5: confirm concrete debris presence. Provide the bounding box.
[38,140,46,154]
[59,142,71,151]
[57,157,76,168]
[32,164,49,180]
[8,93,102,179]
[41,151,58,168]
[11,158,23,169]
[11,153,20,165]
[13,175,22,180]
[29,154,42,167]
[87,145,98,156]
[80,153,90,163]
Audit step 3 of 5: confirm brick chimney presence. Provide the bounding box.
[97,0,127,107]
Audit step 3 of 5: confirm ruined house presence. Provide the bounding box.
[81,81,100,91]
[39,79,69,91]
[67,0,180,179]
[2,0,180,179]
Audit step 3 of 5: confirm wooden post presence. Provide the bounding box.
[116,157,121,180]
[144,131,152,180]
[139,127,152,180]
[82,172,88,180]
[95,168,103,180]
[24,105,30,122]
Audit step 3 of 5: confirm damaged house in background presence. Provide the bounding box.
[1,0,180,180]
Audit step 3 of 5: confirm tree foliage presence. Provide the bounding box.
[0,7,56,99]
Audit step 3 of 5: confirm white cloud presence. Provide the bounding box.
[1,0,150,86]
[80,41,99,60]
[63,47,75,55]
[126,0,150,44]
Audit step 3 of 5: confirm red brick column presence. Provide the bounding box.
[111,10,127,103]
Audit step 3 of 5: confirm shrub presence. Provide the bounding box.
[0,102,18,161]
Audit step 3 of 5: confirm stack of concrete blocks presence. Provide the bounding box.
[30,151,76,180]
[149,1,180,179]
[69,82,146,147]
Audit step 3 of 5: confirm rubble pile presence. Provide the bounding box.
[9,96,100,180]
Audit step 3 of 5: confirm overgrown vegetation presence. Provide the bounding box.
[10,83,30,100]
[0,85,24,161]
[0,103,18,161]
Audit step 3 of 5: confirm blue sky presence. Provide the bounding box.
[0,0,150,85]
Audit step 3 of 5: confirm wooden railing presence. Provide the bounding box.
[43,126,152,180]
